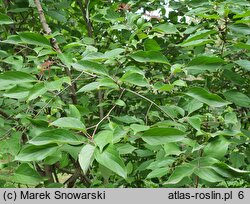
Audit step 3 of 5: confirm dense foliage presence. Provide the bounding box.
[0,0,249,188]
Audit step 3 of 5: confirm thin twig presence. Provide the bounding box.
[76,0,93,37]
[0,110,15,120]
[125,89,175,121]
[145,102,153,125]
[91,89,125,138]
[76,0,104,119]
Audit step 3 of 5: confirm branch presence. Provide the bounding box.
[34,0,77,104]
[125,89,176,121]
[0,110,11,119]
[76,0,104,119]
[76,0,93,37]
[91,89,125,138]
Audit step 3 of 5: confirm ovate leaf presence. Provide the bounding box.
[144,39,161,51]
[146,168,168,179]
[15,144,58,162]
[152,23,178,34]
[27,82,47,101]
[223,90,250,108]
[95,145,127,178]
[72,60,108,76]
[0,71,37,87]
[18,32,51,47]
[164,143,182,156]
[121,72,149,87]
[130,51,169,64]
[203,137,229,159]
[79,144,96,174]
[29,129,85,145]
[194,167,225,182]
[116,143,137,155]
[50,117,86,132]
[185,87,230,107]
[0,13,14,25]
[94,130,113,152]
[180,39,213,47]
[142,128,186,145]
[11,164,43,186]
[165,163,194,184]
[235,60,250,71]
[130,124,150,134]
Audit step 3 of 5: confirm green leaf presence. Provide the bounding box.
[0,132,22,155]
[15,144,59,162]
[152,23,178,34]
[18,32,51,47]
[144,39,161,51]
[94,130,113,152]
[27,83,47,101]
[29,129,85,146]
[44,151,62,165]
[121,72,149,87]
[184,99,203,115]
[0,13,14,25]
[113,115,143,124]
[160,105,185,119]
[229,24,250,35]
[77,78,118,93]
[224,112,238,125]
[79,144,96,174]
[180,39,213,47]
[229,152,245,168]
[1,35,22,45]
[185,87,230,107]
[50,117,86,132]
[215,163,250,174]
[142,128,186,145]
[47,11,67,23]
[146,168,168,179]
[203,137,229,159]
[11,164,43,186]
[3,86,29,99]
[115,99,126,107]
[223,90,250,108]
[116,143,136,155]
[0,71,37,87]
[45,77,71,91]
[94,145,127,178]
[77,82,100,92]
[68,104,81,119]
[235,60,250,71]
[130,51,169,64]
[191,157,219,167]
[130,124,150,134]
[186,55,224,74]
[72,60,108,76]
[194,167,225,182]
[186,115,202,131]
[61,144,82,160]
[182,30,216,43]
[147,157,175,170]
[103,48,125,58]
[164,143,182,156]
[0,50,8,58]
[58,52,73,67]
[165,163,195,184]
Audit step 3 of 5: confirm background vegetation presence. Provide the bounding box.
[0,0,249,187]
